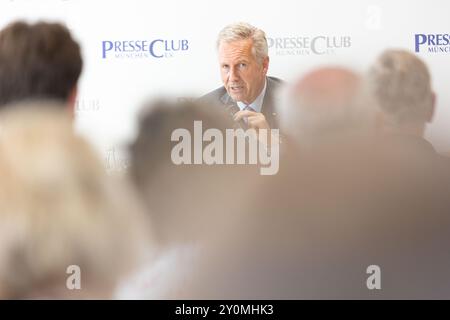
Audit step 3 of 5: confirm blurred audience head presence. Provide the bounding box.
[368,49,435,137]
[0,103,152,299]
[278,66,375,148]
[0,21,82,113]
[129,99,256,246]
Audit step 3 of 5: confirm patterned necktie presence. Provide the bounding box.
[242,105,256,125]
[244,105,256,112]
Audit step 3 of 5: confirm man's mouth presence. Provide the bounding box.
[230,85,244,93]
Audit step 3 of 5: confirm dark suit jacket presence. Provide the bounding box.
[199,76,284,129]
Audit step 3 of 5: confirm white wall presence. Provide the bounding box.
[1,0,450,163]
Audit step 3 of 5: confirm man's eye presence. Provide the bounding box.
[239,63,247,68]
[222,65,229,70]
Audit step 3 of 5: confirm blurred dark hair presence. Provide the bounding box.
[128,99,253,245]
[129,99,234,190]
[0,21,82,107]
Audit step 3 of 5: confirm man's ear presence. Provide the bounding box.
[427,91,436,123]
[262,56,269,74]
[67,86,78,118]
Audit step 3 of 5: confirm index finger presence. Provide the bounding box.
[234,110,258,121]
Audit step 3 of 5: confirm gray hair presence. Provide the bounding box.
[367,49,433,125]
[216,22,268,63]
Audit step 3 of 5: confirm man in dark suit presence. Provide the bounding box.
[201,22,284,130]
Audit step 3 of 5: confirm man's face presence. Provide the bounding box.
[218,39,269,105]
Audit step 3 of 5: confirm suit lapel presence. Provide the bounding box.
[261,78,278,128]
[220,90,234,106]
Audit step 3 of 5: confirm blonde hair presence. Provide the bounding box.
[0,103,153,298]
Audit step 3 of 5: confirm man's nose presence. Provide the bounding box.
[229,67,240,82]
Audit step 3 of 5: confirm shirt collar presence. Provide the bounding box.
[236,78,267,113]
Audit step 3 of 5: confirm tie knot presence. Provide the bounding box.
[244,105,256,112]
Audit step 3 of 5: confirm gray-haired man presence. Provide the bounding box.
[201,22,284,130]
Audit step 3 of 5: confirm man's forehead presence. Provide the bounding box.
[218,39,254,59]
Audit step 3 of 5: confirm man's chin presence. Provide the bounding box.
[228,93,245,103]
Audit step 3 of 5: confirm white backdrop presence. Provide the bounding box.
[1,0,450,168]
